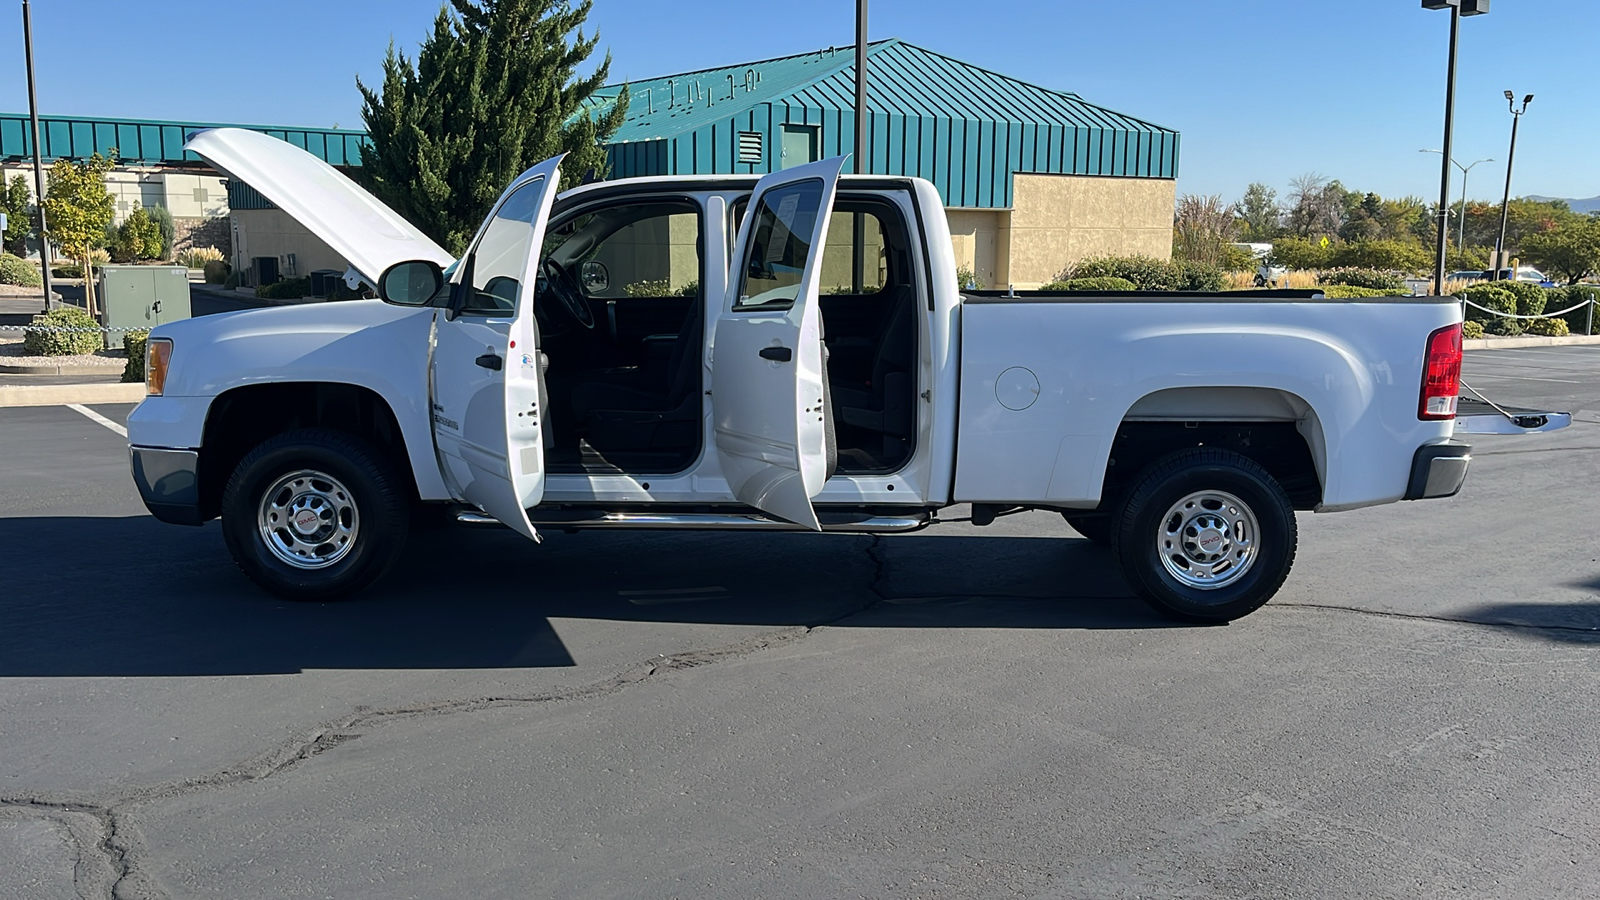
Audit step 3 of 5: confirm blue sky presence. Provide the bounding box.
[3,0,1595,205]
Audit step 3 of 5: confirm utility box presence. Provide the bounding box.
[309,269,343,298]
[97,265,192,349]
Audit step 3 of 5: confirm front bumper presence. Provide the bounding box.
[130,446,204,525]
[1403,440,1471,501]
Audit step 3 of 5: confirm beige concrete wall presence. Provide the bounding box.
[945,209,1004,288]
[232,208,347,281]
[0,164,228,224]
[1006,173,1176,287]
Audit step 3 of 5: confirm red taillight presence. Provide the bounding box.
[1419,323,1462,420]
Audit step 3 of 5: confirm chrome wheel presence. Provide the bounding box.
[256,469,360,570]
[1156,490,1259,590]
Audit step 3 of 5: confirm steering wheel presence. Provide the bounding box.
[541,259,595,330]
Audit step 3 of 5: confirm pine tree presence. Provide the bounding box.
[357,0,629,255]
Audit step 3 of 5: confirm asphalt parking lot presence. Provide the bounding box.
[2,347,1599,900]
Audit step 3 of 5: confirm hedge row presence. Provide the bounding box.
[22,306,101,356]
[1038,276,1138,292]
[1063,255,1226,292]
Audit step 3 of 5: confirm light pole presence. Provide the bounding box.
[1420,150,1492,259]
[22,0,53,311]
[1492,91,1533,281]
[1422,0,1490,295]
[852,0,868,291]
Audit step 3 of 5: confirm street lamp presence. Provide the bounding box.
[1492,91,1533,281]
[1420,150,1492,260]
[22,0,53,311]
[1421,0,1491,295]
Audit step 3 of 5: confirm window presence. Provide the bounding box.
[542,202,701,301]
[735,179,823,312]
[458,176,548,313]
[818,211,887,295]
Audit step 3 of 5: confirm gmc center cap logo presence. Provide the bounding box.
[1198,531,1224,553]
[293,509,322,533]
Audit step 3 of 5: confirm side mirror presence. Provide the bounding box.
[580,260,610,294]
[378,259,445,307]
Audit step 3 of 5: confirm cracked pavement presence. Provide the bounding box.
[3,346,1600,899]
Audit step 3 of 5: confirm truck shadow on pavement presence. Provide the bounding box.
[1,515,1174,677]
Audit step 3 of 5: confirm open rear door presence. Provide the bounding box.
[430,155,565,541]
[711,157,847,530]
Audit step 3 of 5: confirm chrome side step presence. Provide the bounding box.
[457,510,930,533]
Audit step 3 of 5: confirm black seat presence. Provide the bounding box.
[568,295,703,452]
[831,286,915,459]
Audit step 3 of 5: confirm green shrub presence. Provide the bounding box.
[1461,320,1485,339]
[1318,285,1391,299]
[22,306,102,356]
[203,259,230,284]
[1328,240,1431,273]
[1545,285,1598,333]
[223,268,240,290]
[1040,276,1138,292]
[52,263,84,279]
[112,206,163,262]
[1064,255,1221,292]
[0,252,41,287]
[1068,255,1181,290]
[1525,317,1570,337]
[1175,260,1226,292]
[147,205,174,259]
[1497,280,1547,317]
[121,329,149,383]
[255,276,310,300]
[1459,284,1517,323]
[955,265,984,290]
[1268,236,1334,271]
[1220,244,1257,272]
[1316,267,1406,291]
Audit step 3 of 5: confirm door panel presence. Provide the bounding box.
[711,157,847,529]
[431,155,565,540]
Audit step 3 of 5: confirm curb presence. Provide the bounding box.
[1464,334,1600,351]
[0,362,126,375]
[0,383,146,407]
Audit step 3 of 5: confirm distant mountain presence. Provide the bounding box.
[1526,195,1600,214]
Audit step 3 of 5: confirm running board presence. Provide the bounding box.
[458,510,930,533]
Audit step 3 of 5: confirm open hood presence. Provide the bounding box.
[184,128,454,284]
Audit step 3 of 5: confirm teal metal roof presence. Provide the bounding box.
[589,39,1179,207]
[0,113,369,167]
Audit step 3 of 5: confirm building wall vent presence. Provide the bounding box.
[737,131,763,164]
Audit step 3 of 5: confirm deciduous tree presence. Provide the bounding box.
[1521,217,1600,285]
[43,152,116,317]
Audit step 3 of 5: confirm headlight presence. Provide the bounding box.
[146,338,173,396]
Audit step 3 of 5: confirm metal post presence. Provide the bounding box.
[1588,291,1595,337]
[22,0,53,311]
[851,0,867,291]
[1492,103,1523,280]
[1431,5,1459,296]
[1457,167,1469,253]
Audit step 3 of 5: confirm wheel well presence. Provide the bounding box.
[198,383,416,521]
[1101,421,1323,511]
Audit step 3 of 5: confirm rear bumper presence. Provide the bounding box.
[130,446,204,526]
[1404,440,1471,501]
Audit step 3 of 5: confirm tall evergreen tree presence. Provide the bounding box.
[357,0,629,255]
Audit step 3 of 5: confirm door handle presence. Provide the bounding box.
[475,352,503,371]
[759,346,792,362]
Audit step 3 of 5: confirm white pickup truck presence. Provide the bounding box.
[126,128,1541,622]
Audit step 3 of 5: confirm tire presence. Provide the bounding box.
[1111,448,1296,623]
[221,429,410,600]
[1061,513,1113,546]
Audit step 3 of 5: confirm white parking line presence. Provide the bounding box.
[67,403,128,438]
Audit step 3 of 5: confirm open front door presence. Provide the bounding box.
[431,155,565,540]
[712,157,847,530]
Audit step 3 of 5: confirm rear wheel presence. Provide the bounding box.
[1112,448,1296,623]
[221,429,410,600]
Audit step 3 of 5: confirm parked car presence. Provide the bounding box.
[125,129,1567,623]
[1453,267,1553,286]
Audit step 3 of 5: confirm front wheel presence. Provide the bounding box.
[1112,448,1296,623]
[221,429,411,600]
